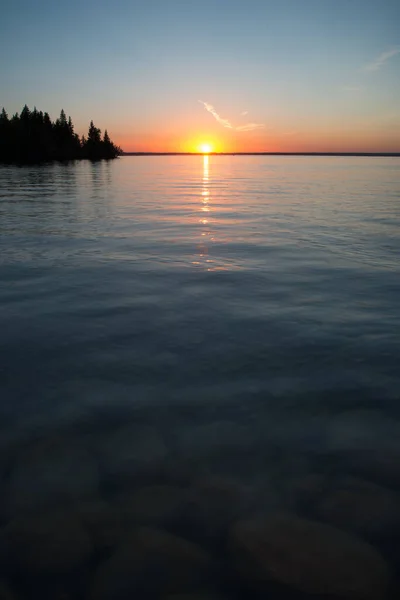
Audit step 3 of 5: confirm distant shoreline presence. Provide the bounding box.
[122,152,400,157]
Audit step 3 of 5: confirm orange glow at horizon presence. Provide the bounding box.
[113,125,400,155]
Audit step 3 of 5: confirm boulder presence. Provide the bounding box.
[0,512,93,575]
[347,447,400,489]
[5,437,99,518]
[0,581,19,600]
[95,425,167,485]
[317,477,400,538]
[176,422,256,468]
[182,476,257,545]
[111,485,189,528]
[327,411,400,485]
[229,512,389,599]
[90,527,212,599]
[327,411,397,454]
[281,473,327,512]
[73,500,127,552]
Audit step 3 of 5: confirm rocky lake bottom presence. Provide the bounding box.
[0,400,400,600]
[1,158,400,599]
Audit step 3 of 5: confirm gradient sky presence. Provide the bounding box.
[1,0,399,152]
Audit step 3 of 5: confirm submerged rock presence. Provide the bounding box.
[182,476,257,545]
[95,424,167,485]
[317,477,400,538]
[229,512,390,599]
[73,500,127,553]
[281,473,327,512]
[90,527,212,599]
[1,512,93,575]
[111,484,189,528]
[328,412,400,487]
[0,581,19,600]
[328,411,399,454]
[348,447,400,489]
[5,437,100,518]
[177,421,255,457]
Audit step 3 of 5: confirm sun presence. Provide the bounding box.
[199,143,212,154]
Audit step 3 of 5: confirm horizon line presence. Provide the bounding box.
[122,151,400,157]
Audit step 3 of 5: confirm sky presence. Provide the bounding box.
[0,0,399,152]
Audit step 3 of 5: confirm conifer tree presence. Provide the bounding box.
[0,105,121,163]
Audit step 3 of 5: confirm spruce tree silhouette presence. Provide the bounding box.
[0,108,10,161]
[84,120,103,160]
[103,129,120,159]
[0,105,122,164]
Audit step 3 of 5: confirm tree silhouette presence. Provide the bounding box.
[0,108,10,160]
[103,130,118,159]
[0,105,122,163]
[83,120,102,159]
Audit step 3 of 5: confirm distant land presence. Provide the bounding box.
[123,152,400,157]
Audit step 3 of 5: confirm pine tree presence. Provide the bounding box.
[0,108,10,161]
[88,120,101,144]
[0,105,121,163]
[67,116,74,134]
[103,129,110,145]
[0,107,9,123]
[59,109,67,126]
[84,120,102,159]
[20,104,30,122]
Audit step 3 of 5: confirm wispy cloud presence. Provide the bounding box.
[199,101,233,129]
[363,47,400,72]
[199,101,264,132]
[241,110,248,116]
[236,123,265,132]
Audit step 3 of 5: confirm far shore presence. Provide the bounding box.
[122,151,400,157]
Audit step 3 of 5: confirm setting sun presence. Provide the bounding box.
[199,143,212,154]
[184,137,222,154]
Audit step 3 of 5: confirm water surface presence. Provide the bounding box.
[0,156,400,598]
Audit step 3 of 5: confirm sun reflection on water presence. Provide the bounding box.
[194,155,215,268]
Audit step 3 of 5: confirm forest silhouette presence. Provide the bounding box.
[0,105,122,163]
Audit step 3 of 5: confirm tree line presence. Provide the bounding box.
[0,105,122,163]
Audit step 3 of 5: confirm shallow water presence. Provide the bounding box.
[0,156,400,599]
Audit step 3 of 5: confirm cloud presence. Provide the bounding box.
[199,101,233,129]
[241,110,248,116]
[343,86,361,92]
[236,123,265,132]
[199,101,264,132]
[282,130,298,136]
[363,47,400,72]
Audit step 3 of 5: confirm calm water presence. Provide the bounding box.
[1,156,400,599]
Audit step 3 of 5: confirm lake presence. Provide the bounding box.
[0,155,400,599]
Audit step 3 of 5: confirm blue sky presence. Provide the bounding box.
[1,0,399,151]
